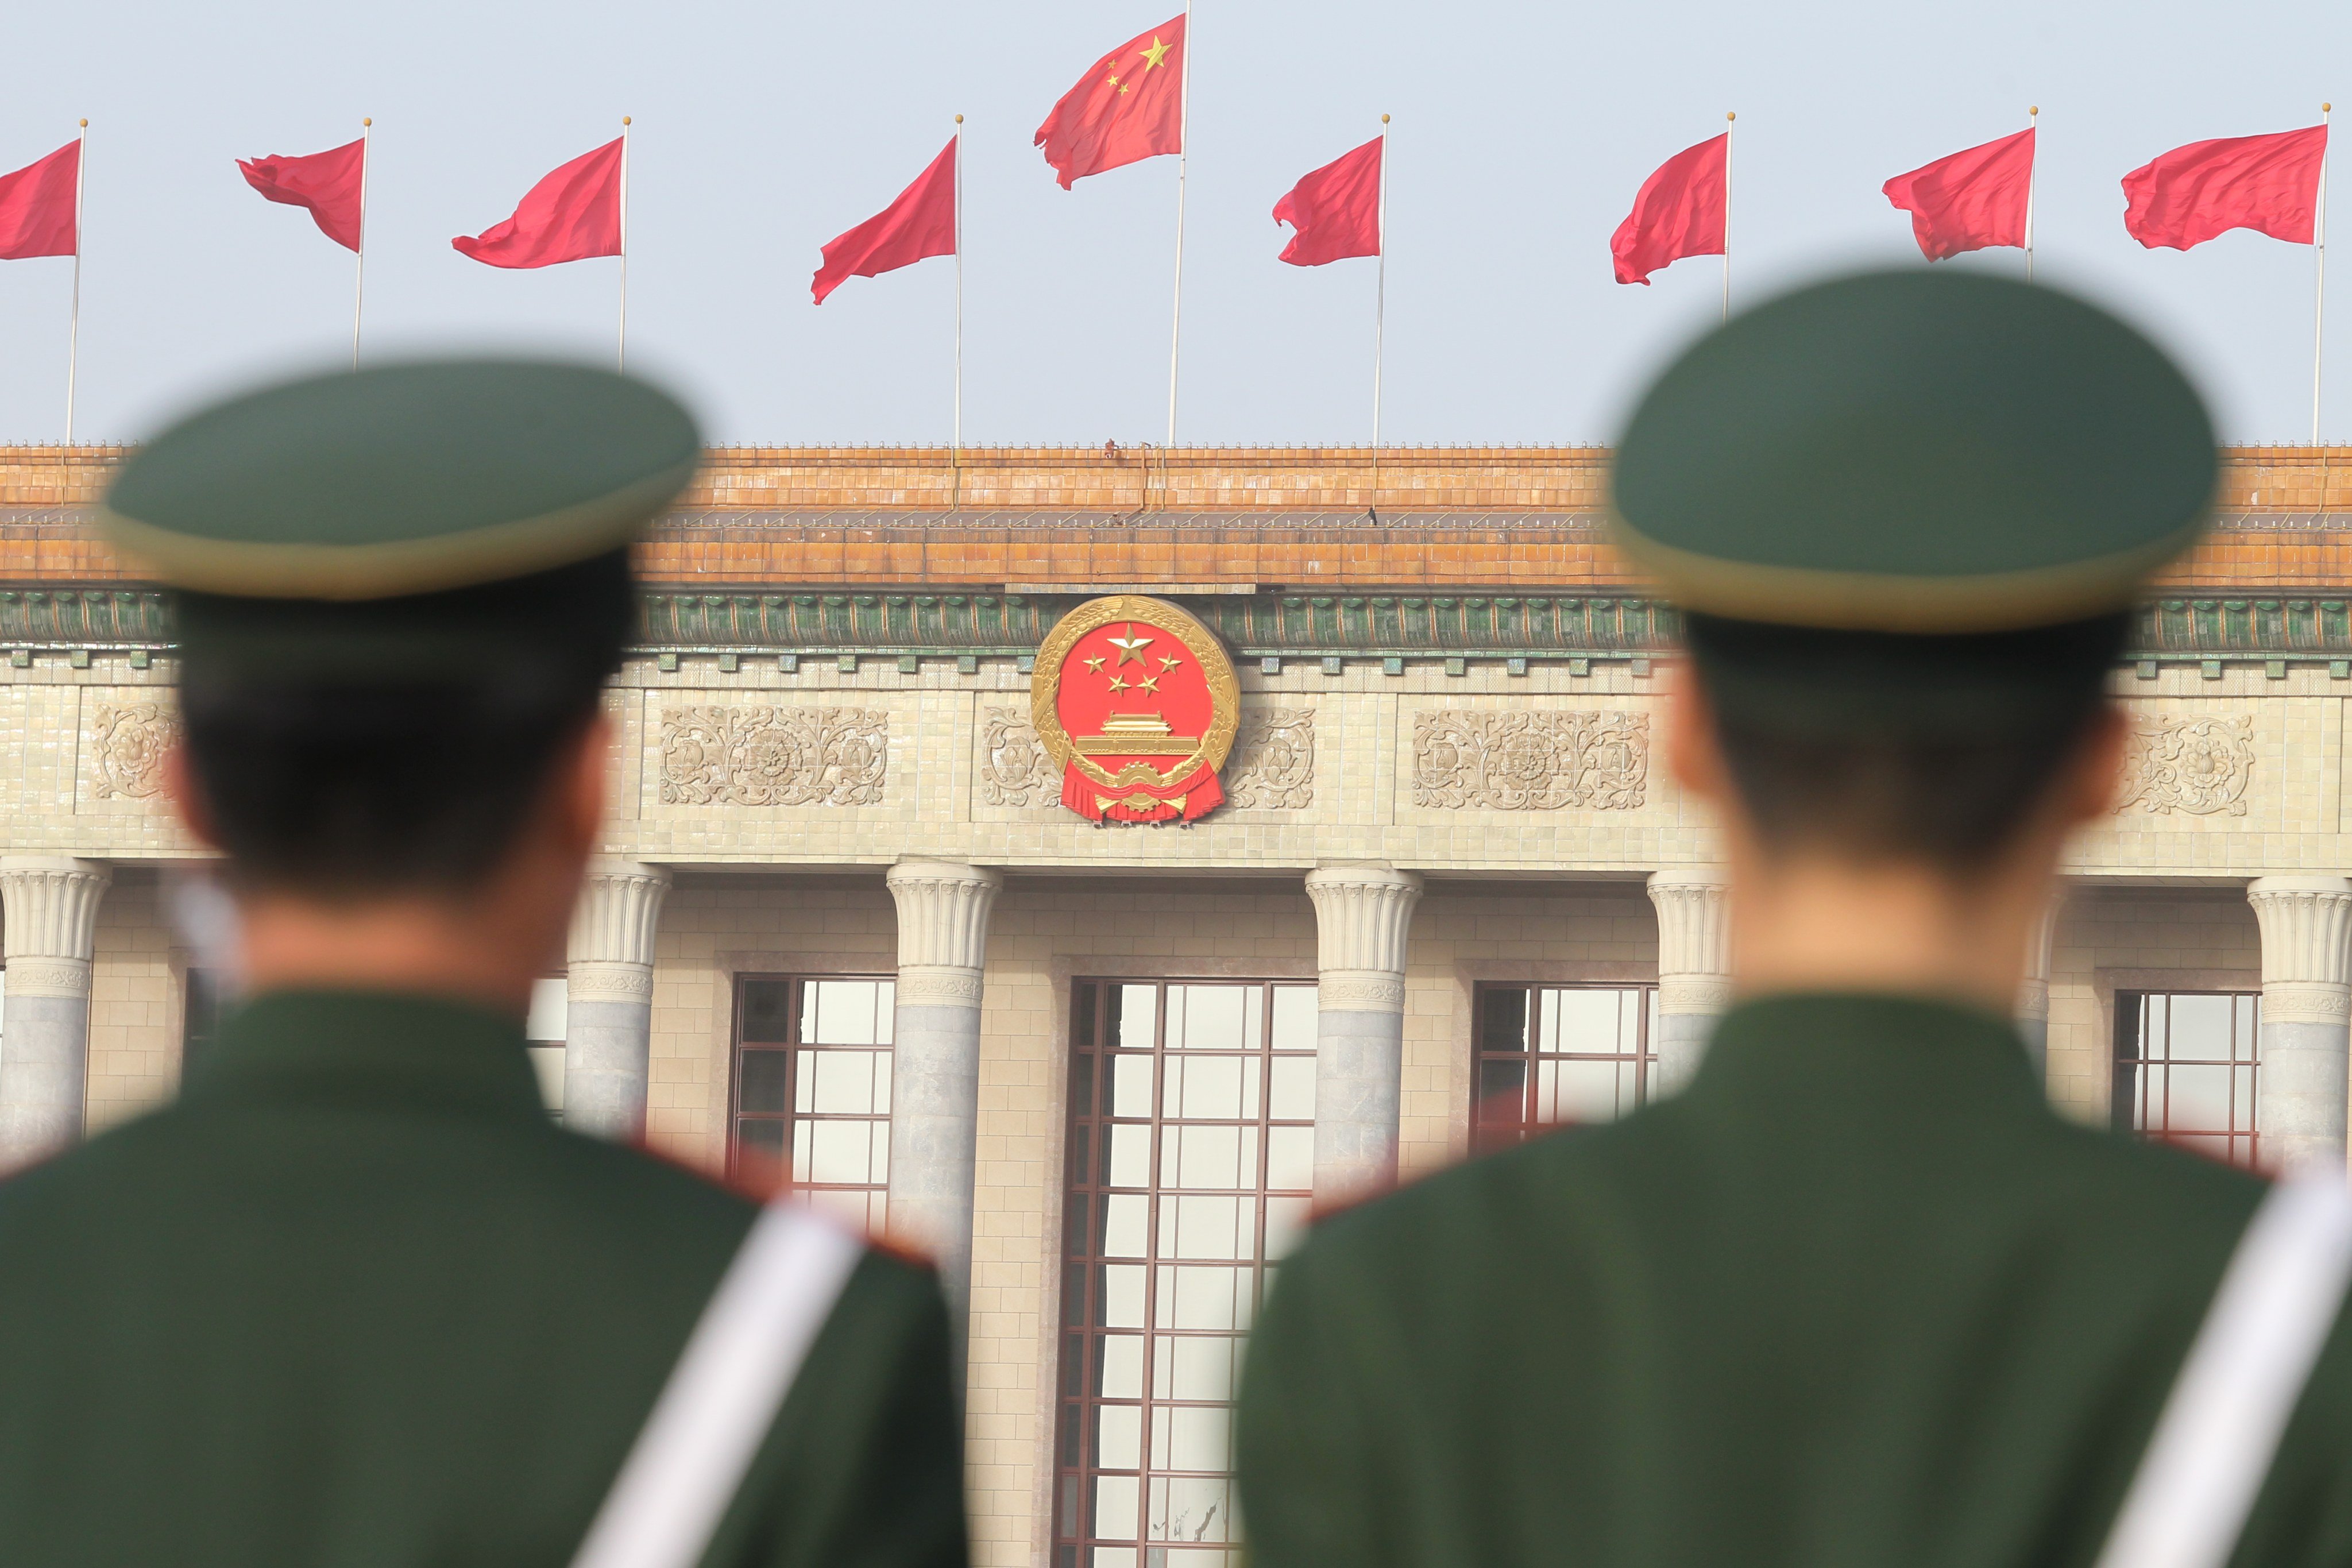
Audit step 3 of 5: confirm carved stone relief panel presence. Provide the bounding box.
[1412,709,1648,811]
[87,701,180,802]
[1223,708,1316,810]
[2115,713,2254,817]
[659,705,888,806]
[978,706,1056,808]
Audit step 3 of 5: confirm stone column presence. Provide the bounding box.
[885,860,1002,1314]
[1303,866,1424,1203]
[563,861,671,1140]
[1647,869,1732,1096]
[0,857,111,1168]
[2247,875,2352,1176]
[2015,896,2063,1083]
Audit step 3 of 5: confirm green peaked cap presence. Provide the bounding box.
[103,358,700,600]
[1610,269,2217,634]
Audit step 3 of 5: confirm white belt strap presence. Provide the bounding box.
[569,1203,865,1568]
[2092,1174,2352,1568]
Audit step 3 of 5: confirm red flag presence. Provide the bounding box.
[238,137,366,253]
[1612,134,1726,285]
[2122,125,2328,250]
[0,140,79,261]
[1034,13,1185,190]
[813,137,957,304]
[453,137,624,268]
[1273,136,1382,266]
[1882,128,2034,262]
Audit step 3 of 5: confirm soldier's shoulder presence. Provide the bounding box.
[1292,1118,1647,1285]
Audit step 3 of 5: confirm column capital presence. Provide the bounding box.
[0,856,111,999]
[1304,865,1423,1005]
[2247,875,2352,999]
[1646,868,1731,1015]
[887,860,1002,1008]
[2017,893,2065,1026]
[567,860,670,980]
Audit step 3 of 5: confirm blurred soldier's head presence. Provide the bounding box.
[1613,270,2214,882]
[101,361,697,906]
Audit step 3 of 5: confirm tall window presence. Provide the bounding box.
[181,968,226,1079]
[731,976,895,1230]
[2114,990,2262,1168]
[1473,983,1659,1154]
[1056,980,1318,1568]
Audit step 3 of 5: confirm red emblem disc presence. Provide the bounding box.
[1030,595,1241,823]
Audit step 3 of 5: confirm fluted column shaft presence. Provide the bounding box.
[563,862,671,1140]
[1646,870,1731,1096]
[2015,896,2064,1083]
[885,860,1002,1316]
[1303,866,1423,1204]
[0,856,111,1168]
[2247,875,2352,1176]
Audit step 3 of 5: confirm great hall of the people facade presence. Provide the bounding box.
[3,443,2351,1565]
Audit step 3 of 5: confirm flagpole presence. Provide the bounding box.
[353,118,371,369]
[1371,113,1390,520]
[65,118,86,444]
[1165,0,1194,452]
[617,116,632,373]
[953,114,964,511]
[2316,102,2331,446]
[1721,111,1734,324]
[2023,106,2038,284]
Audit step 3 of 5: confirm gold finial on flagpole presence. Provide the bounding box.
[955,114,964,124]
[1382,113,1391,124]
[79,118,87,128]
[1726,111,1735,122]
[364,117,372,127]
[622,115,632,126]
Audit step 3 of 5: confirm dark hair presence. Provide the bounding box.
[178,669,603,900]
[1683,611,2129,875]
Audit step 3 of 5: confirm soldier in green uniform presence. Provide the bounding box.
[0,362,968,1568]
[1235,272,2352,1567]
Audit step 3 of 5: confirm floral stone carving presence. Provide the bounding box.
[979,707,1056,808]
[1413,709,1648,811]
[88,701,180,801]
[2116,713,2255,817]
[1225,709,1316,809]
[660,705,888,806]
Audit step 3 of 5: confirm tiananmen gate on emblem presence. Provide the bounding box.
[1030,595,1240,822]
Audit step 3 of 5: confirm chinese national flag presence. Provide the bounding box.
[238,138,366,252]
[453,137,624,268]
[0,140,79,261]
[1034,13,1185,190]
[1882,128,2034,261]
[1273,136,1382,266]
[2122,125,2328,250]
[813,137,956,304]
[1612,134,1725,285]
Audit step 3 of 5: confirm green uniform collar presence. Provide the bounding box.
[1688,991,2042,1112]
[183,988,547,1123]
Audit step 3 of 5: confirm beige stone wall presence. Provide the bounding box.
[84,873,183,1133]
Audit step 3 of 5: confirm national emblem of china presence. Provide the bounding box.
[1031,594,1241,823]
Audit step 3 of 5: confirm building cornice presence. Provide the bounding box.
[9,583,2352,678]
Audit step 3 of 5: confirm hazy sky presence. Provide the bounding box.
[1,0,2346,449]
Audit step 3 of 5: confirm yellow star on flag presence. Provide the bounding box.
[1140,675,1162,694]
[1108,675,1130,692]
[1107,627,1154,665]
[1140,35,1171,69]
[1157,654,1183,671]
[1084,655,1106,673]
